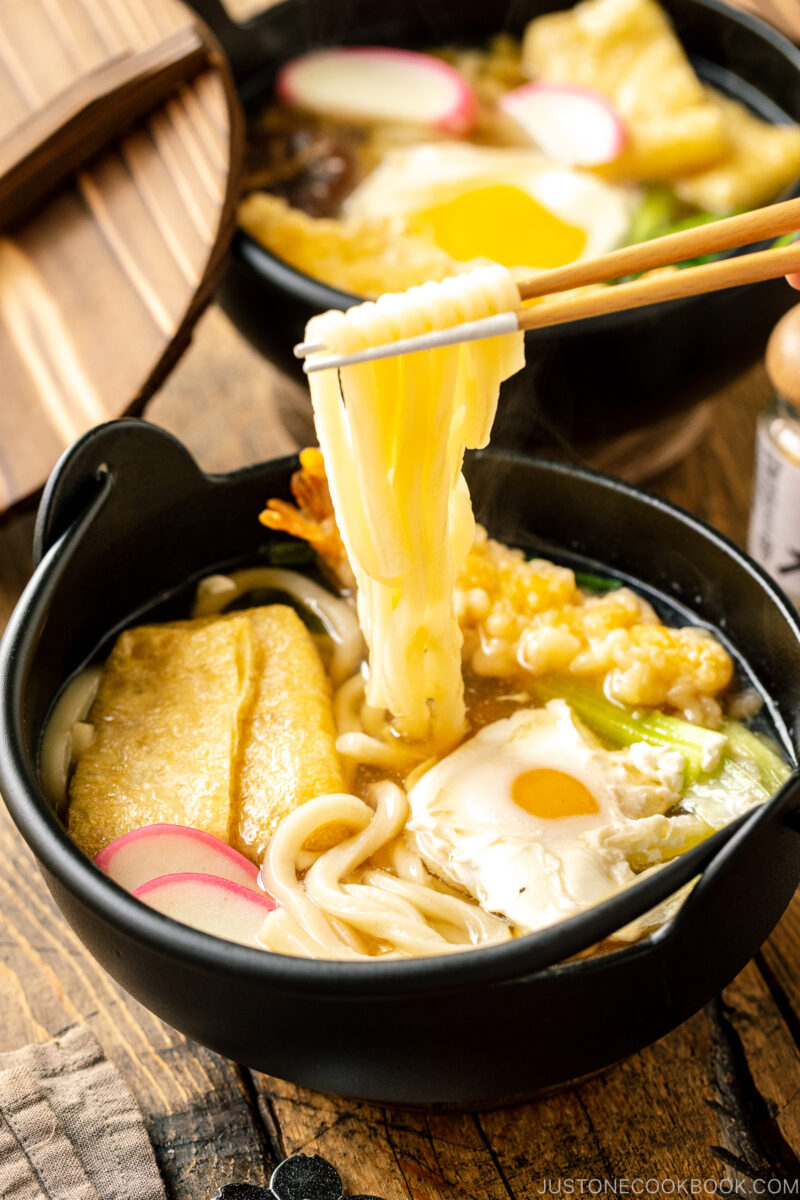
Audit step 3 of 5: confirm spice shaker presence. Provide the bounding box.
[748,303,800,606]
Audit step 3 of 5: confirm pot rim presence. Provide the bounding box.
[2,442,800,996]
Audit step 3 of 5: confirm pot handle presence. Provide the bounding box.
[34,419,206,566]
[183,0,285,84]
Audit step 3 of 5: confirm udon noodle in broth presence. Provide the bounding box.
[48,265,791,960]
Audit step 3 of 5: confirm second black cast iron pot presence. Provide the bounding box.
[188,0,800,450]
[0,420,799,1105]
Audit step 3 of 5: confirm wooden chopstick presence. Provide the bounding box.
[516,237,800,333]
[298,198,800,372]
[0,22,210,232]
[516,195,800,300]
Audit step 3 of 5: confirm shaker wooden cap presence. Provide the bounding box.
[766,303,800,404]
[0,0,242,519]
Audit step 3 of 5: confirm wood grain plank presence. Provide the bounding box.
[40,0,115,74]
[478,962,800,1193]
[249,961,800,1199]
[76,158,189,331]
[77,0,131,59]
[120,129,206,286]
[144,306,298,470]
[256,1077,514,1200]
[759,904,800,1023]
[0,299,68,508]
[0,233,110,475]
[4,198,165,431]
[711,963,800,1179]
[0,0,76,108]
[479,1027,726,1189]
[0,58,34,128]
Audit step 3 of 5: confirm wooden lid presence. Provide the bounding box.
[766,303,800,403]
[0,0,242,518]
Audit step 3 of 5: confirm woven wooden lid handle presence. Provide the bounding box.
[0,21,211,232]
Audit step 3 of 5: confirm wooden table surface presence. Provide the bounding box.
[2,302,800,1199]
[3,0,800,1193]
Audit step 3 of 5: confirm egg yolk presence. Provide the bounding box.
[512,768,599,820]
[410,185,587,269]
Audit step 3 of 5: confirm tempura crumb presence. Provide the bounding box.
[457,528,733,723]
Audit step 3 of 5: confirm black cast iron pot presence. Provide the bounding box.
[188,0,800,450]
[1,419,799,1106]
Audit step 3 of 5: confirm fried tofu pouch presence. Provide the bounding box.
[232,605,345,861]
[68,605,345,862]
[522,0,729,180]
[69,618,253,860]
[674,92,800,212]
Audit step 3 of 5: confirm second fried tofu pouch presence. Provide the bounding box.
[522,0,729,180]
[674,92,800,212]
[234,605,346,861]
[69,617,252,859]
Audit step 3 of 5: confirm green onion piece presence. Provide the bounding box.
[721,720,792,793]
[574,571,623,594]
[534,678,793,797]
[532,675,726,783]
[627,186,681,244]
[611,194,726,283]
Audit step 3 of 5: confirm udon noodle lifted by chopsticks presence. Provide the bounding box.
[304,264,525,753]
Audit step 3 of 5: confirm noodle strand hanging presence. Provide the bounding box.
[305,266,525,751]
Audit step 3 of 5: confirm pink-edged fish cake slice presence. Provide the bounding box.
[277,46,476,134]
[499,82,627,166]
[132,873,276,946]
[95,824,262,893]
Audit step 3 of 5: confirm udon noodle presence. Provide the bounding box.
[192,566,363,684]
[304,264,524,751]
[258,784,512,958]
